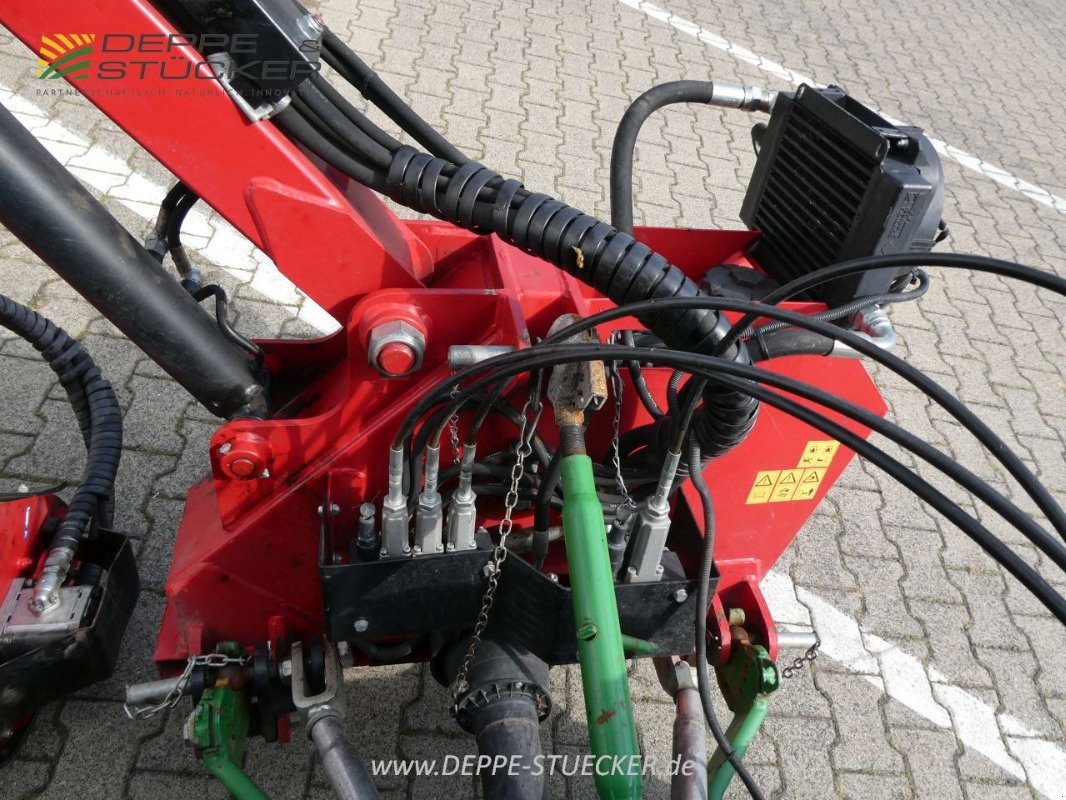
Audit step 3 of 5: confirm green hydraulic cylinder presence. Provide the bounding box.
[560,453,642,800]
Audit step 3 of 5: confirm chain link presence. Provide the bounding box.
[448,384,463,466]
[606,358,635,509]
[452,390,542,702]
[123,653,250,720]
[780,632,821,679]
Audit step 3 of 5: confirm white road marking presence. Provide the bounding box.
[619,0,1066,216]
[3,70,1065,798]
[764,571,1066,799]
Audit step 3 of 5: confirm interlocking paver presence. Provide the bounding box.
[1,0,1064,797]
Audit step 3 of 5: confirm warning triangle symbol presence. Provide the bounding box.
[755,475,774,487]
[780,473,797,484]
[803,472,820,483]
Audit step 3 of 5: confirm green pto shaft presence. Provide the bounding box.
[560,453,642,800]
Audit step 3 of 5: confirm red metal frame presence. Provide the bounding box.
[2,1,886,676]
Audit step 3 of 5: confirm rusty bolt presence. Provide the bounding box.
[367,320,425,377]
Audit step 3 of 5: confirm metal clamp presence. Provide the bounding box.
[207,53,292,123]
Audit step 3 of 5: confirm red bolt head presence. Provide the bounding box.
[376,341,417,376]
[219,433,272,481]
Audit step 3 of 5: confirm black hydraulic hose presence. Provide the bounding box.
[410,336,1066,576]
[750,269,929,337]
[609,80,771,234]
[748,328,835,361]
[718,253,1066,356]
[293,80,394,170]
[687,439,765,800]
[622,329,664,418]
[309,72,404,154]
[421,342,1066,620]
[165,188,201,290]
[533,449,563,535]
[0,102,264,420]
[191,285,265,369]
[274,107,388,192]
[322,30,471,166]
[0,294,122,605]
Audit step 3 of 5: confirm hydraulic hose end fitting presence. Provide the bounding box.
[710,82,776,113]
[30,545,75,615]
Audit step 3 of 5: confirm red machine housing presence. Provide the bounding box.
[1,0,887,676]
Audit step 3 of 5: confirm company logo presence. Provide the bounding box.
[37,34,96,80]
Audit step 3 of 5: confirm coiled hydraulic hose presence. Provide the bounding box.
[0,294,122,613]
[384,146,760,458]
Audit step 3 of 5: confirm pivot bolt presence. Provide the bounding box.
[672,588,688,604]
[367,320,425,377]
[354,618,369,633]
[218,432,272,481]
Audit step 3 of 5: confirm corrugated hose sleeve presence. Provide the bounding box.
[385,146,759,457]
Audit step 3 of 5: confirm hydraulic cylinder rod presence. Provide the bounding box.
[0,102,266,419]
[560,449,641,800]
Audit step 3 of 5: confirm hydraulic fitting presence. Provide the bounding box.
[381,446,410,557]
[624,502,671,583]
[354,502,378,563]
[367,319,425,377]
[446,444,478,551]
[624,449,681,583]
[414,445,444,554]
[447,344,516,369]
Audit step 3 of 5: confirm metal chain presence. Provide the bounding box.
[123,653,249,720]
[448,384,463,466]
[781,632,821,679]
[606,358,635,509]
[452,391,542,701]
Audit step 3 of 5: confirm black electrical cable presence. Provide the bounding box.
[536,293,1066,539]
[687,438,765,799]
[321,30,471,165]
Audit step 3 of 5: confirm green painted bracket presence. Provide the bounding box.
[188,686,270,800]
[707,642,779,800]
[560,453,642,800]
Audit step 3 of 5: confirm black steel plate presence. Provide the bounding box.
[321,550,712,665]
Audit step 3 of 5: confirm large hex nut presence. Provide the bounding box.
[367,320,425,377]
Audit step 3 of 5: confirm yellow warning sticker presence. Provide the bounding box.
[797,440,840,468]
[793,468,826,500]
[745,466,828,504]
[769,469,804,502]
[745,470,780,504]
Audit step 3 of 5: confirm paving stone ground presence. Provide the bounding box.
[0,1,1064,798]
